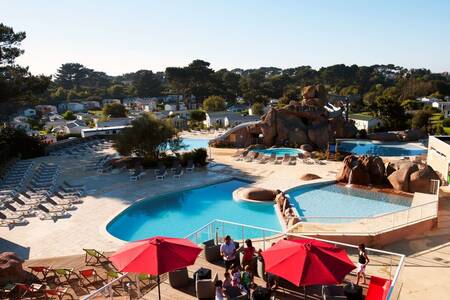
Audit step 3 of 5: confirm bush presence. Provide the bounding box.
[443,118,450,127]
[358,129,368,139]
[0,127,45,160]
[191,148,208,166]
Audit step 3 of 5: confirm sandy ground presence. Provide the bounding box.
[0,137,448,299]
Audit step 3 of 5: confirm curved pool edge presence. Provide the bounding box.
[103,176,254,241]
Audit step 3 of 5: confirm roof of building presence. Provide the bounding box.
[349,113,377,121]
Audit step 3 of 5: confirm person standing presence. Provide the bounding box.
[242,239,256,269]
[356,243,370,285]
[220,235,237,272]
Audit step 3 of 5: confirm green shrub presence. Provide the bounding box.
[443,118,450,127]
[191,148,208,166]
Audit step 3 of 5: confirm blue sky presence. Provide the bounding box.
[2,0,449,75]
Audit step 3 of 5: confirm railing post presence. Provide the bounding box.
[262,230,266,250]
[242,226,245,244]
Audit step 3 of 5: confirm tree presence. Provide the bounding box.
[134,70,162,97]
[114,113,178,159]
[0,23,50,114]
[203,95,226,112]
[102,103,127,118]
[0,127,45,161]
[189,110,206,123]
[107,84,126,99]
[411,110,432,129]
[372,96,407,130]
[62,110,76,120]
[251,103,264,115]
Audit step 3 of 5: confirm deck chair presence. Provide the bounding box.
[12,283,44,299]
[79,268,105,288]
[44,287,69,300]
[28,265,51,280]
[282,154,291,164]
[83,248,110,266]
[52,268,81,285]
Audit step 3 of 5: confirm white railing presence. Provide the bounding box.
[288,180,440,236]
[81,272,147,300]
[184,219,406,300]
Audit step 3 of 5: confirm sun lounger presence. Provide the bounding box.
[275,155,284,164]
[155,166,167,180]
[245,151,258,162]
[38,208,71,221]
[38,203,66,213]
[282,154,291,164]
[186,159,195,172]
[170,160,181,173]
[130,171,145,181]
[83,248,111,266]
[79,268,105,287]
[44,288,69,300]
[51,194,83,204]
[289,156,297,165]
[173,167,184,179]
[313,159,326,165]
[52,268,81,285]
[5,203,35,216]
[0,211,29,227]
[46,198,77,211]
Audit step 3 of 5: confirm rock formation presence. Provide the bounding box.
[233,187,276,202]
[336,155,386,185]
[336,155,441,193]
[0,252,35,286]
[300,173,322,181]
[368,129,426,142]
[210,84,357,149]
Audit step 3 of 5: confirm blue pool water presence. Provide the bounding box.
[180,138,210,150]
[107,179,281,241]
[336,140,426,156]
[287,183,411,223]
[254,148,302,157]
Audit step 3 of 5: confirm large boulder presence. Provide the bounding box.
[0,252,33,286]
[300,173,321,180]
[235,187,276,201]
[409,165,440,193]
[387,163,418,192]
[336,155,384,185]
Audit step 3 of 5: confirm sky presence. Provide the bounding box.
[2,0,449,76]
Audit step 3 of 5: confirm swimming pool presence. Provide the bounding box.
[254,148,302,157]
[287,182,411,223]
[180,138,210,150]
[336,140,426,156]
[106,179,281,241]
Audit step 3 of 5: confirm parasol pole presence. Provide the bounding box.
[157,274,161,300]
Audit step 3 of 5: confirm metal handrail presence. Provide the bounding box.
[184,219,405,300]
[81,272,129,300]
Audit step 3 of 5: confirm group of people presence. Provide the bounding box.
[216,236,281,300]
[275,190,297,225]
[215,235,371,299]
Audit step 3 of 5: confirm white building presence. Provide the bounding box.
[23,108,37,117]
[204,112,259,128]
[35,105,57,115]
[349,114,383,131]
[431,101,450,118]
[63,120,89,134]
[102,99,121,106]
[82,101,101,110]
[81,125,131,138]
[95,117,132,128]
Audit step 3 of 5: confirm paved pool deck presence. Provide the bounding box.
[0,143,449,299]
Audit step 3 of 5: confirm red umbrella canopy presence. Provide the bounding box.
[262,239,356,286]
[109,236,202,275]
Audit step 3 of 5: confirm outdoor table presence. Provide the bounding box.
[343,283,363,300]
[193,267,211,281]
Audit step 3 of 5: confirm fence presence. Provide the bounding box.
[288,181,440,236]
[184,219,406,300]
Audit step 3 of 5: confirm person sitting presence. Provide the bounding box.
[220,235,237,272]
[223,271,232,291]
[215,280,224,300]
[284,207,295,220]
[242,239,256,269]
[281,197,291,214]
[241,265,254,292]
[231,264,241,287]
[266,272,278,292]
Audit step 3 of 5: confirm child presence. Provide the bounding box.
[231,264,241,287]
[215,280,224,300]
[241,265,254,291]
[223,271,232,290]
